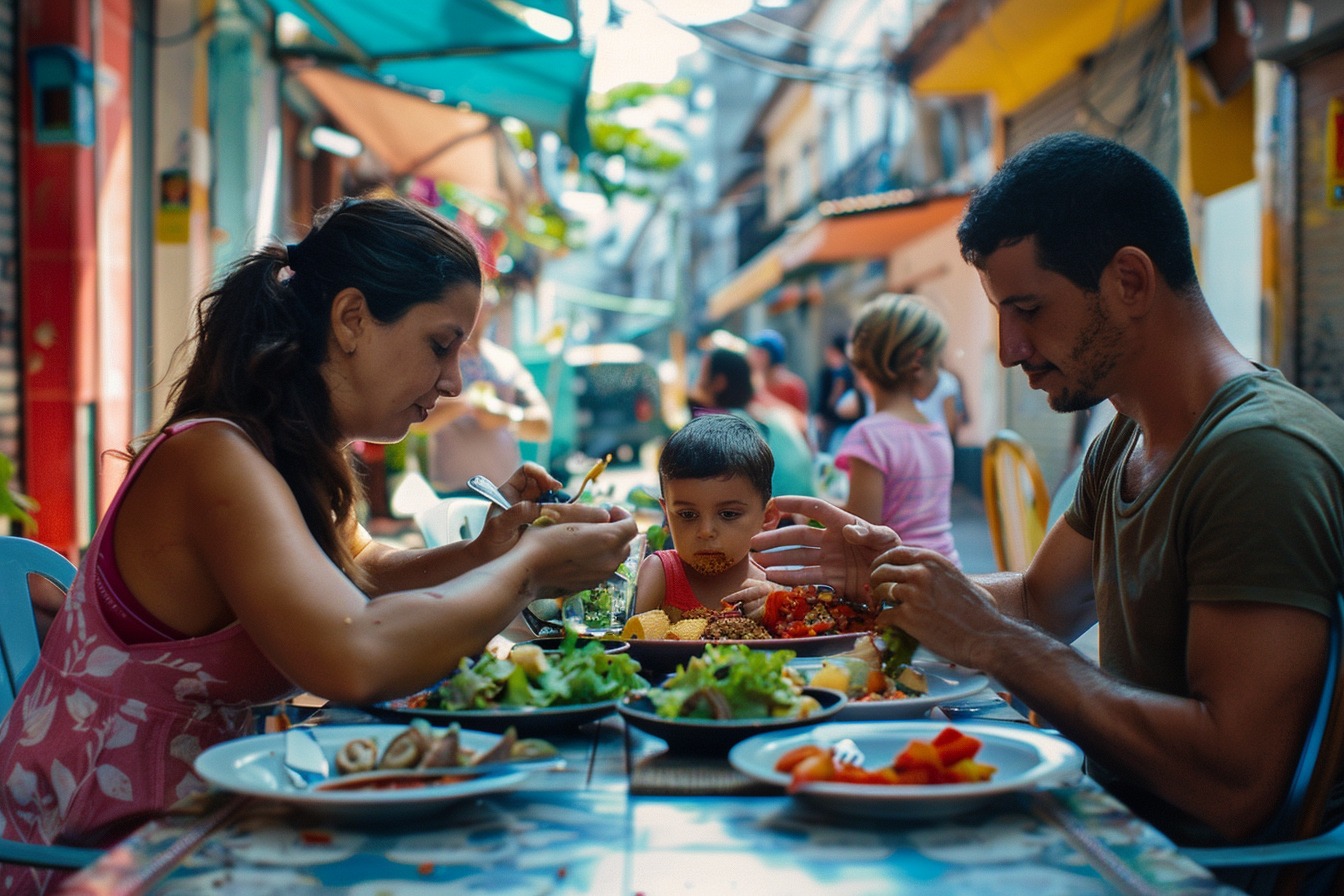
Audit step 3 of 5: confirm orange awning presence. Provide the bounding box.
[780,193,969,269]
[706,244,787,320]
[708,190,971,320]
[294,66,531,207]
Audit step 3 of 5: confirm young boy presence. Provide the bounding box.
[634,414,782,615]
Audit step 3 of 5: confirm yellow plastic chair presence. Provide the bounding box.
[0,535,103,870]
[981,430,1050,572]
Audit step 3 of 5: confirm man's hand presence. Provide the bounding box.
[869,544,1003,670]
[750,495,900,603]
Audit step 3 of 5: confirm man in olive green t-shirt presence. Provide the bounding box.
[755,133,1344,857]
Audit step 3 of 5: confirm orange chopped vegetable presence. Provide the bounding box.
[775,726,996,789]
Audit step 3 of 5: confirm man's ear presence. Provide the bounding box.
[330,287,369,355]
[1106,246,1157,317]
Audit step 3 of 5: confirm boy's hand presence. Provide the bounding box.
[721,578,777,622]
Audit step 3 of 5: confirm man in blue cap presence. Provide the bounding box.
[748,328,810,417]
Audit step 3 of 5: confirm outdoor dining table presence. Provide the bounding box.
[54,698,1241,896]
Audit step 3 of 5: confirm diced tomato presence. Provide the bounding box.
[787,752,836,791]
[946,758,997,783]
[773,744,828,773]
[931,726,962,746]
[892,766,934,785]
[894,740,940,772]
[831,764,892,786]
[933,732,982,767]
[762,589,799,631]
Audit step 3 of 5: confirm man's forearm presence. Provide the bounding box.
[974,572,1028,618]
[974,570,1095,642]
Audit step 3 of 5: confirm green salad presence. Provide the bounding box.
[646,643,818,721]
[431,629,649,710]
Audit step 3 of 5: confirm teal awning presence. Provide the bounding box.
[264,0,593,155]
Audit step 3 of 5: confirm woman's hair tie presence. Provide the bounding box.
[285,242,305,272]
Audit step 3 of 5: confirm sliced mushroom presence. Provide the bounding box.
[471,726,518,765]
[416,725,462,769]
[334,737,379,774]
[378,726,431,769]
[510,738,560,760]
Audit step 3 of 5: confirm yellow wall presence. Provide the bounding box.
[1187,63,1255,198]
[913,0,1166,114]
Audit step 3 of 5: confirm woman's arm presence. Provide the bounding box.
[119,424,637,706]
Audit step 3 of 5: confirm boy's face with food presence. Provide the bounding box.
[661,474,767,575]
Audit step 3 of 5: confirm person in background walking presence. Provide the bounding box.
[690,346,815,508]
[915,363,969,445]
[814,332,858,452]
[748,329,810,416]
[836,294,960,566]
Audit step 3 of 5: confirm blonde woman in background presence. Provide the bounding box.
[836,294,960,566]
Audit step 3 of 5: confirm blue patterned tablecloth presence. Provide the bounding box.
[59,781,1241,896]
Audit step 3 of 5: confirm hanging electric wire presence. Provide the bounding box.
[618,0,895,89]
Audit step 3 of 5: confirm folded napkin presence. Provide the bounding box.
[630,753,780,797]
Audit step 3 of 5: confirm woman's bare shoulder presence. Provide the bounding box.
[137,419,280,498]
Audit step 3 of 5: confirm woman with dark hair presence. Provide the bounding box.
[691,346,814,503]
[0,196,635,894]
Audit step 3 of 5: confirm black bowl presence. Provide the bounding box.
[617,687,846,755]
[519,637,631,656]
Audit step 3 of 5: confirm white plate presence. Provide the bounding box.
[194,724,531,822]
[728,720,1084,821]
[787,657,990,720]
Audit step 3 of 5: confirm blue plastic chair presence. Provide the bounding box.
[0,535,76,718]
[1180,592,1344,895]
[0,535,103,870]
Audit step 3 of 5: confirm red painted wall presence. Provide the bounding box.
[18,0,134,557]
[18,0,96,558]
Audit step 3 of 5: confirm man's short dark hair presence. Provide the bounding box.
[659,413,772,502]
[957,132,1198,294]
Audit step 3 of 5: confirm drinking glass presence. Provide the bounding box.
[578,532,646,633]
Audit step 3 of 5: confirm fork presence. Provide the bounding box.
[568,454,611,504]
[832,737,865,767]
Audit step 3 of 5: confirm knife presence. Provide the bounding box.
[282,728,330,789]
[311,756,566,791]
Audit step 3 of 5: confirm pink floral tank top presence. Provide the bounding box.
[0,419,297,895]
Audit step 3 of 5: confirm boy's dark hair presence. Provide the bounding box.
[957,132,1198,295]
[659,414,773,502]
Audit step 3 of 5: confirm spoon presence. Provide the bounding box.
[466,475,513,511]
